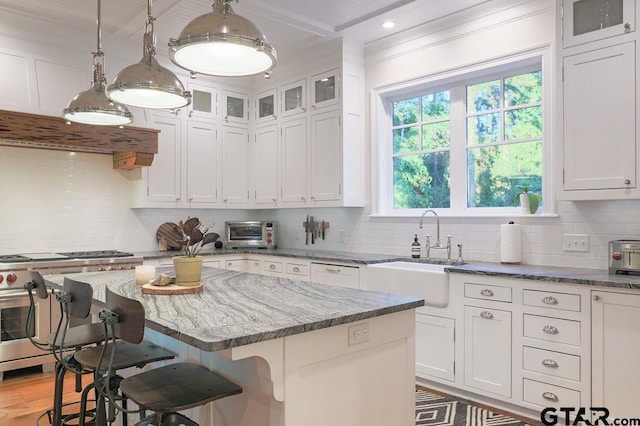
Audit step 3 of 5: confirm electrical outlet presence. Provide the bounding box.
[348,323,369,346]
[563,234,589,252]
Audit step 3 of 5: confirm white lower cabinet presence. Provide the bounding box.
[463,305,512,397]
[310,262,359,288]
[592,290,640,419]
[415,314,455,382]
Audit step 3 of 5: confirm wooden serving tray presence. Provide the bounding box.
[141,283,203,295]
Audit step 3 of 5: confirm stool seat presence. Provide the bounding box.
[119,363,242,413]
[47,323,111,348]
[74,340,175,372]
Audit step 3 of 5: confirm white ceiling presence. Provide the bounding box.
[0,0,491,61]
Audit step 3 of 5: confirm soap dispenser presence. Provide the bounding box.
[412,234,421,259]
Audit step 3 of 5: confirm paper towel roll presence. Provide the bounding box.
[500,223,521,264]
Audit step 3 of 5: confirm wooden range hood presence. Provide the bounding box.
[0,109,159,169]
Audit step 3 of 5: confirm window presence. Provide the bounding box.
[377,52,549,216]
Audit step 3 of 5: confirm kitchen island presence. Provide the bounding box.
[45,267,424,426]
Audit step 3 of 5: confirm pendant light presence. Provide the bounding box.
[169,0,277,77]
[62,0,132,126]
[107,0,191,109]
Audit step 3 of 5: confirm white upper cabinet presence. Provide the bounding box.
[280,117,308,205]
[280,79,307,118]
[253,124,279,206]
[221,89,249,125]
[186,119,220,205]
[146,112,182,203]
[310,110,342,202]
[309,68,340,111]
[255,89,278,126]
[562,42,636,194]
[221,125,251,206]
[187,82,217,120]
[562,0,635,48]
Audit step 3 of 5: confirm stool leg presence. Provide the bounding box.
[53,361,67,426]
[78,381,95,426]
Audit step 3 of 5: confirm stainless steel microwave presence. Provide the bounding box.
[225,221,276,249]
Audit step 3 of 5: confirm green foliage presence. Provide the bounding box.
[390,70,543,211]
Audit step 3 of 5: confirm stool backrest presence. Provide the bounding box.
[28,271,49,300]
[62,277,93,319]
[105,287,145,344]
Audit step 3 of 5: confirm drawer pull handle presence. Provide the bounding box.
[542,392,559,402]
[480,311,494,320]
[543,325,559,335]
[543,296,558,305]
[325,268,341,273]
[269,264,276,270]
[480,289,494,297]
[542,359,559,368]
[293,267,300,273]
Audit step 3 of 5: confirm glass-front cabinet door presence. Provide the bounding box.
[563,0,634,47]
[187,82,217,120]
[222,89,249,124]
[281,79,306,118]
[310,69,339,110]
[255,89,278,125]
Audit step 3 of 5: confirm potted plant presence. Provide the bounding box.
[513,186,542,214]
[173,217,219,287]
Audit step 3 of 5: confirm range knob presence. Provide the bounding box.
[6,273,17,283]
[612,251,622,261]
[0,275,3,284]
[98,267,107,272]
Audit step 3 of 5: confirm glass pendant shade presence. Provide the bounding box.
[169,0,277,77]
[108,6,191,109]
[62,0,132,126]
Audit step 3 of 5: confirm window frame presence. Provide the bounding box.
[371,46,553,217]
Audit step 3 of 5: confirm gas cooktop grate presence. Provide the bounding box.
[0,255,31,263]
[56,250,134,259]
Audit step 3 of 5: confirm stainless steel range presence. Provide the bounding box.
[0,250,142,379]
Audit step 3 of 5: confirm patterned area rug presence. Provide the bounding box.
[416,390,532,426]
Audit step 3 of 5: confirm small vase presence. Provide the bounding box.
[519,193,531,215]
[173,256,203,287]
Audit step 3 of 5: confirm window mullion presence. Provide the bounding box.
[449,85,467,212]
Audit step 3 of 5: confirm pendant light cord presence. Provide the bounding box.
[144,0,156,57]
[92,0,106,85]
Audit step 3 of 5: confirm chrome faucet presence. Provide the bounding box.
[418,209,452,261]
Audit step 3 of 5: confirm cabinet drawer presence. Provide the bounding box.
[262,260,283,274]
[286,262,309,277]
[523,378,580,409]
[464,283,512,302]
[523,289,581,312]
[523,346,581,381]
[523,314,581,346]
[311,263,359,288]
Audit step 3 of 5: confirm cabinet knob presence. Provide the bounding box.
[625,179,631,185]
[542,325,559,335]
[542,392,559,402]
[293,267,300,273]
[311,105,316,110]
[269,264,276,270]
[188,110,193,118]
[310,196,316,200]
[541,359,559,368]
[273,115,277,120]
[542,296,558,305]
[480,289,494,297]
[224,198,228,202]
[300,196,306,201]
[188,197,193,201]
[625,22,631,32]
[593,294,600,301]
[479,311,494,320]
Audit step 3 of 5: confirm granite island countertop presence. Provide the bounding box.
[44,267,424,352]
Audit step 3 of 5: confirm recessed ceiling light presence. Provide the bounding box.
[382,21,396,29]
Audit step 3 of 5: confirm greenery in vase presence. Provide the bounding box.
[178,217,220,257]
[513,185,542,214]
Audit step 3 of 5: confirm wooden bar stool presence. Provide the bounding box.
[99,287,242,426]
[24,271,110,426]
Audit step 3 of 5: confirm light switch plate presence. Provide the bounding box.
[563,234,589,252]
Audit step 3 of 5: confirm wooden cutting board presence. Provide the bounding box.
[141,283,203,295]
[156,222,183,251]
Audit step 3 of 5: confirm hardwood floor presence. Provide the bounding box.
[0,366,94,426]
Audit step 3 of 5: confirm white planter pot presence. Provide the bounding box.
[520,193,532,214]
